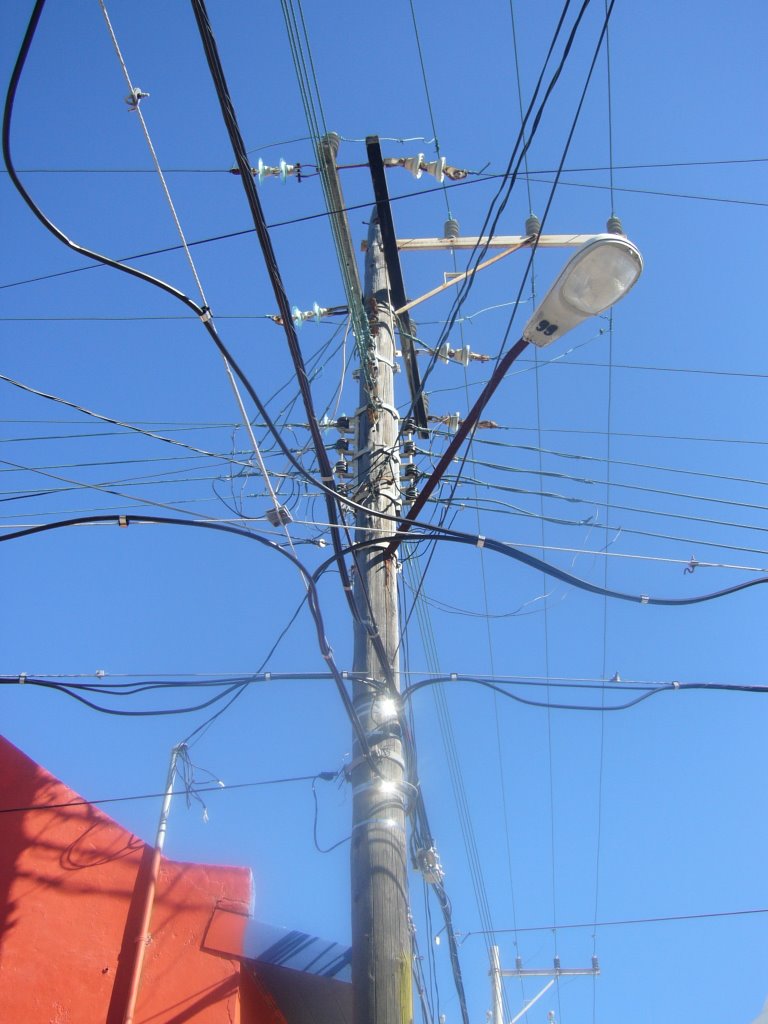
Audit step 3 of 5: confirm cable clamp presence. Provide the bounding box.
[640,595,650,604]
[18,672,26,685]
[352,816,404,834]
[672,679,680,689]
[125,87,150,110]
[476,535,485,549]
[264,672,271,681]
[199,307,212,324]
[118,516,129,528]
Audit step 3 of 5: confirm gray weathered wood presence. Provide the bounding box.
[350,212,412,1024]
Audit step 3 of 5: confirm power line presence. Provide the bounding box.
[459,906,768,936]
[0,771,335,814]
[4,155,766,175]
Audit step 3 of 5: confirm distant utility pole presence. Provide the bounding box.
[318,131,411,1024]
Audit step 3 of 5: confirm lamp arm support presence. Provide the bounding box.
[385,336,530,557]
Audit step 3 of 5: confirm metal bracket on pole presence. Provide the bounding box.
[360,233,605,253]
[508,979,556,1024]
[395,237,534,316]
[365,136,430,438]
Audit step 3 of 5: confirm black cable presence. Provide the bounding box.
[462,906,768,935]
[0,512,379,766]
[190,0,400,695]
[4,674,248,718]
[311,773,351,853]
[310,526,768,610]
[5,0,393,698]
[400,0,586,423]
[0,772,332,814]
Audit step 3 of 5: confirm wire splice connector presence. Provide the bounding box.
[125,87,150,110]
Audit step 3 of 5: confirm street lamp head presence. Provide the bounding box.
[522,233,643,347]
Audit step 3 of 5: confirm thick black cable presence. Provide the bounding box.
[401,674,768,714]
[401,0,585,423]
[310,529,768,608]
[0,512,379,766]
[7,671,763,716]
[5,0,394,694]
[2,4,337,519]
[189,0,399,692]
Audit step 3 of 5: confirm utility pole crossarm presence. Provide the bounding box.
[361,233,604,252]
[317,133,366,315]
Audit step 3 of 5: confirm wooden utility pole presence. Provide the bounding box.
[316,132,411,1024]
[349,212,411,1024]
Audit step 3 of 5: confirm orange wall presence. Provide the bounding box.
[0,735,263,1023]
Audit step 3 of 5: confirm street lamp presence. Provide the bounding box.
[523,233,643,347]
[387,233,644,553]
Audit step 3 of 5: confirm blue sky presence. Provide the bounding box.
[2,2,768,1023]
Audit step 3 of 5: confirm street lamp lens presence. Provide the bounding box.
[523,234,643,347]
[560,243,642,316]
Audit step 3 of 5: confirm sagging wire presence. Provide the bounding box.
[98,0,300,557]
[189,0,399,699]
[0,770,341,815]
[0,512,380,771]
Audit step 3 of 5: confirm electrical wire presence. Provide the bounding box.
[0,511,380,767]
[459,905,768,936]
[189,0,398,698]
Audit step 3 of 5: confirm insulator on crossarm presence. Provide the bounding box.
[403,154,425,179]
[444,218,460,239]
[525,212,541,236]
[607,214,624,235]
[423,157,446,183]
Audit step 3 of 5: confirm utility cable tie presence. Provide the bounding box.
[351,816,404,834]
[18,673,26,685]
[199,307,212,323]
[476,535,485,548]
[118,515,128,528]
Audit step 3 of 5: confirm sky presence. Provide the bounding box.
[2,2,768,1023]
